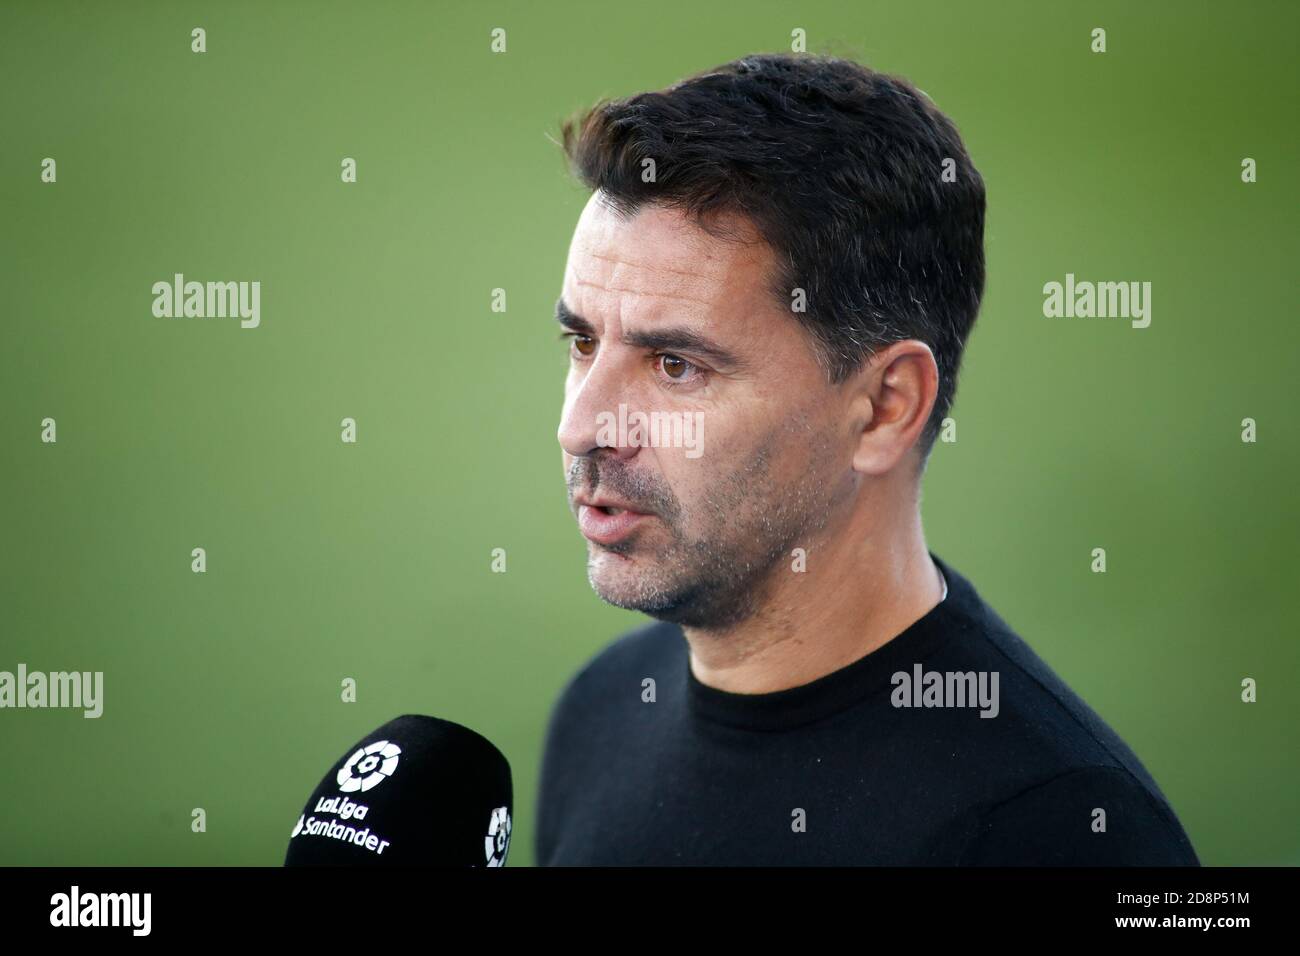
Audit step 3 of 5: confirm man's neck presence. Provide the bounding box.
[684,504,943,695]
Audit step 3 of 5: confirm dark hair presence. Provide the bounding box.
[560,52,985,461]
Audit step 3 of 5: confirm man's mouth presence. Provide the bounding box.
[575,497,653,546]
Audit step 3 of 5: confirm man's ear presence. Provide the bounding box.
[848,340,939,476]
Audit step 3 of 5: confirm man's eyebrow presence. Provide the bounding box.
[555,298,595,335]
[555,298,744,370]
[621,327,743,370]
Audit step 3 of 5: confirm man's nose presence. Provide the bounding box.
[557,356,639,461]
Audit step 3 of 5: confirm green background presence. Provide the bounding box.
[1,0,1296,866]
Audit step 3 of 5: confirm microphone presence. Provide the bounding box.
[284,714,513,867]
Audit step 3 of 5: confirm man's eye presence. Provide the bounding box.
[565,334,596,357]
[658,354,698,381]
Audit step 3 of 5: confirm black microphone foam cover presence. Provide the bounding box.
[285,714,512,867]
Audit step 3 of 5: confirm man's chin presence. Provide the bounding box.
[587,546,765,629]
[587,552,676,610]
[586,547,644,591]
[585,556,729,629]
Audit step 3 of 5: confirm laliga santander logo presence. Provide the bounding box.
[485,806,511,867]
[337,740,402,793]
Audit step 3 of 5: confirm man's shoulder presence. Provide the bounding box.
[958,763,1201,865]
[535,619,682,865]
[933,559,1199,863]
[545,618,682,722]
[938,558,1166,780]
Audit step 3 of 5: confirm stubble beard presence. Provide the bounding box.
[573,426,840,631]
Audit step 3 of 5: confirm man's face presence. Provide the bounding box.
[557,193,859,629]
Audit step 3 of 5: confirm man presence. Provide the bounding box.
[535,53,1198,865]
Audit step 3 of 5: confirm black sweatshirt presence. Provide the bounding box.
[534,553,1199,865]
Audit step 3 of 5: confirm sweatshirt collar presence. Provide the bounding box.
[685,552,970,733]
